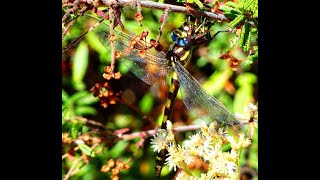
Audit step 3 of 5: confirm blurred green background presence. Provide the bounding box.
[62,2,258,179]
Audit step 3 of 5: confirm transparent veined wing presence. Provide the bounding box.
[173,61,243,127]
[84,14,173,86]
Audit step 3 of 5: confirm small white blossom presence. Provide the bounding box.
[175,171,190,180]
[165,143,184,171]
[206,143,222,161]
[235,103,258,122]
[181,147,194,165]
[153,116,251,180]
[225,161,237,175]
[150,129,168,153]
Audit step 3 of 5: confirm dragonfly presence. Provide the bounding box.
[63,13,243,177]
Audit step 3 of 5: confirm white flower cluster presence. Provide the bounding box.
[150,121,251,179]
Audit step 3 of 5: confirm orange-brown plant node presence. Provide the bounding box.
[134,12,143,23]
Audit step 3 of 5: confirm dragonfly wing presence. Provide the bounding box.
[82,14,172,85]
[173,62,243,127]
[118,52,172,86]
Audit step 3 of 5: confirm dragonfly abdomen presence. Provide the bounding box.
[155,77,180,177]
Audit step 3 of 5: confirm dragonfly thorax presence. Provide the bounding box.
[167,43,192,66]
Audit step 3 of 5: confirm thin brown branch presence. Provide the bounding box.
[126,141,143,164]
[62,17,104,53]
[63,154,85,180]
[136,0,142,26]
[156,8,169,42]
[62,6,77,23]
[120,129,154,140]
[120,124,202,141]
[66,116,106,129]
[62,153,68,160]
[62,0,257,52]
[101,0,229,21]
[62,19,76,39]
[119,119,252,141]
[108,8,116,75]
[63,143,100,180]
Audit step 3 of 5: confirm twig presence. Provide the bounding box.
[63,154,85,180]
[126,140,143,164]
[62,153,69,160]
[119,120,251,141]
[62,4,77,23]
[62,146,80,160]
[101,0,229,21]
[66,116,106,129]
[63,143,100,180]
[62,19,77,39]
[62,17,104,53]
[120,124,202,140]
[156,8,169,42]
[108,8,116,75]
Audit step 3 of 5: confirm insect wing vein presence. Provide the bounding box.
[173,62,242,126]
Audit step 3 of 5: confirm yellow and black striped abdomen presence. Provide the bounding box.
[155,74,180,177]
[160,74,179,129]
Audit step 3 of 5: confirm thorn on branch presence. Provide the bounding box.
[156,8,169,43]
[134,12,143,26]
[134,0,143,26]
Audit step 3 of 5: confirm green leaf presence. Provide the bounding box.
[233,84,252,114]
[221,143,231,152]
[108,141,129,158]
[233,73,257,113]
[196,57,209,68]
[139,93,154,114]
[86,31,111,65]
[72,41,89,90]
[114,114,132,128]
[243,31,251,52]
[78,143,96,157]
[75,93,99,106]
[82,125,90,134]
[74,106,97,116]
[170,13,186,29]
[225,1,240,9]
[193,0,204,9]
[62,89,69,103]
[70,121,81,138]
[202,68,232,96]
[86,32,109,55]
[240,23,252,52]
[70,91,91,103]
[246,50,258,64]
[229,14,246,29]
[243,0,257,12]
[175,0,203,9]
[62,107,73,121]
[219,5,242,17]
[235,73,257,86]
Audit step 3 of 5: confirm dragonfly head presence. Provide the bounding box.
[171,16,213,47]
